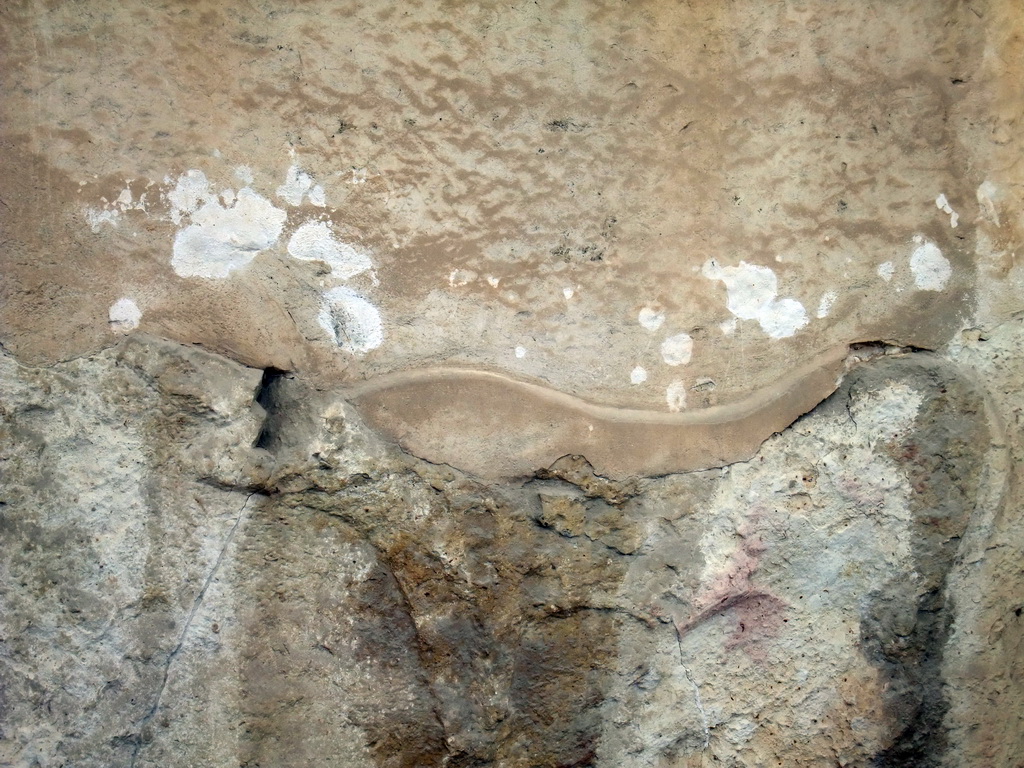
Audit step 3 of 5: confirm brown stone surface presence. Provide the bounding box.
[2,1,1021,429]
[348,344,847,478]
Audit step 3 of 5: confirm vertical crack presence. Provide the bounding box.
[129,492,258,767]
[674,622,711,751]
[376,552,452,762]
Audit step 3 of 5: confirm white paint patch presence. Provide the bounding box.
[448,269,477,287]
[666,380,687,412]
[287,221,372,279]
[563,286,574,300]
[702,259,774,319]
[909,240,951,291]
[816,290,837,319]
[702,259,809,338]
[108,298,141,333]
[319,286,384,354]
[308,184,327,207]
[719,317,737,336]
[101,186,147,219]
[638,307,665,331]
[167,169,212,225]
[172,187,287,279]
[235,165,254,185]
[86,184,148,232]
[877,262,895,282]
[935,193,959,228]
[660,333,694,366]
[630,366,648,384]
[760,298,808,339]
[486,275,500,288]
[276,165,326,207]
[86,208,119,232]
[515,346,527,359]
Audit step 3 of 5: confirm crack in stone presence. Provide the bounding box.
[381,566,453,759]
[673,623,711,752]
[128,491,257,767]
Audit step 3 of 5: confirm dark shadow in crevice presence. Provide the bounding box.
[254,367,291,452]
[852,353,989,768]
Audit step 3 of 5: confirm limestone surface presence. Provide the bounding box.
[1,324,1023,767]
[1,2,1024,767]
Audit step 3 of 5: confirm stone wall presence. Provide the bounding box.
[1,2,1022,766]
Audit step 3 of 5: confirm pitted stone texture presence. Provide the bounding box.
[1,1,1023,763]
[0,338,267,767]
[2,333,1016,767]
[941,317,1024,768]
[2,0,1022,433]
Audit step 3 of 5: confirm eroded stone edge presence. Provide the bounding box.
[348,345,849,479]
[0,335,857,480]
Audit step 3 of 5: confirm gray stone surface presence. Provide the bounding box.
[1,320,1022,766]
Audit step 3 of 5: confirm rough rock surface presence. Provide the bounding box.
[1,1,1024,767]
[1,325,1023,767]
